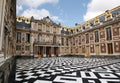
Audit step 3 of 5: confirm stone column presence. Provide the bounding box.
[0,0,6,51]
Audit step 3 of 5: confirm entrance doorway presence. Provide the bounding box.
[38,46,43,58]
[107,43,113,54]
[54,47,58,57]
[46,47,51,57]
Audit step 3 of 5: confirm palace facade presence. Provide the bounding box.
[0,0,16,65]
[16,6,120,58]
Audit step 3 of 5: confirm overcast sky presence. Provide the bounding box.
[17,0,120,27]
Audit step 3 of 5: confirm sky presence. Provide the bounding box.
[17,0,120,27]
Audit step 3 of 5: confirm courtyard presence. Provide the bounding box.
[14,57,120,83]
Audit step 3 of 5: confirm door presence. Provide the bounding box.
[107,43,113,54]
[54,47,58,57]
[46,47,51,57]
[38,46,43,58]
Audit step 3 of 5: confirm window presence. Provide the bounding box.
[17,32,21,43]
[26,33,30,43]
[53,35,56,44]
[86,34,89,43]
[61,28,64,34]
[66,29,69,35]
[76,29,79,32]
[38,34,42,42]
[61,38,64,45]
[94,31,99,42]
[79,36,81,45]
[106,27,112,40]
[71,30,73,34]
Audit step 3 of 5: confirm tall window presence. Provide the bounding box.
[38,34,41,42]
[53,35,56,44]
[94,31,99,42]
[86,34,89,43]
[61,38,64,45]
[66,29,69,35]
[26,33,30,43]
[79,36,81,45]
[106,27,112,40]
[17,32,21,43]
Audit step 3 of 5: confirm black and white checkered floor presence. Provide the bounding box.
[15,57,120,83]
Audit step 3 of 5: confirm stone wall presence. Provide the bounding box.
[0,57,16,83]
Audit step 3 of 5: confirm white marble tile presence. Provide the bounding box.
[88,80,95,83]
[54,76,83,83]
[99,79,120,83]
[80,71,97,78]
[98,73,118,78]
[34,80,52,83]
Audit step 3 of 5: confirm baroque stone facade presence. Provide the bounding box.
[0,0,16,65]
[16,6,120,58]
